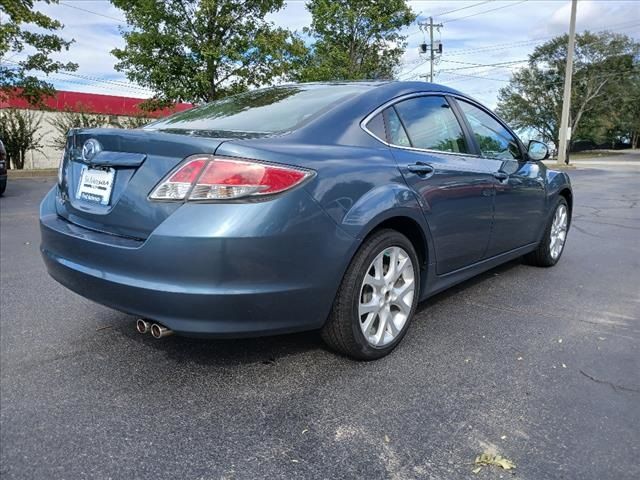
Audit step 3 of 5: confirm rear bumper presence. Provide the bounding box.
[40,187,355,337]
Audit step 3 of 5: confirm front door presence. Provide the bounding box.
[454,99,547,255]
[384,95,496,274]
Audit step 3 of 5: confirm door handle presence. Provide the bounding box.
[493,172,509,181]
[407,163,434,175]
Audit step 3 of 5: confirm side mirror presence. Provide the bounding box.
[527,140,549,161]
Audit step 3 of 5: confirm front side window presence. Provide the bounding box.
[457,100,521,160]
[393,96,468,153]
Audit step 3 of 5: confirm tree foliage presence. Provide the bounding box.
[0,108,44,169]
[298,0,415,81]
[0,0,78,105]
[110,0,307,106]
[496,31,640,148]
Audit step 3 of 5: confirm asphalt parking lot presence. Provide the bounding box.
[1,160,639,479]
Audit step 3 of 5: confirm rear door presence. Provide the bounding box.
[381,94,496,274]
[453,99,546,255]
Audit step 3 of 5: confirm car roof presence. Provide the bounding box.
[294,80,464,96]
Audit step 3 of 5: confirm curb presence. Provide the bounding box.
[8,169,57,178]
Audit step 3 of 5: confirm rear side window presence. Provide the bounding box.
[384,108,411,147]
[393,96,468,153]
[366,113,387,141]
[145,84,373,134]
[457,100,521,160]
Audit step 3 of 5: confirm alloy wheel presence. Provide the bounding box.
[358,246,416,347]
[549,204,568,260]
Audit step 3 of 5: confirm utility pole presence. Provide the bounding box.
[418,17,443,82]
[429,16,435,82]
[557,0,578,165]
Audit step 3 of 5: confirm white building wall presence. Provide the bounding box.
[6,109,149,169]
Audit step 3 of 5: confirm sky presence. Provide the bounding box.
[12,0,640,109]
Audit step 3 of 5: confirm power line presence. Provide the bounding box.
[440,67,639,86]
[407,1,497,36]
[2,59,153,93]
[401,18,640,76]
[443,0,529,24]
[400,57,526,80]
[439,59,528,72]
[441,20,640,56]
[432,1,495,19]
[59,1,126,24]
[45,75,149,96]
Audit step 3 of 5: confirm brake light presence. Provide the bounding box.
[149,156,312,201]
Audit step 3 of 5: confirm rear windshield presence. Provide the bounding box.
[145,84,373,135]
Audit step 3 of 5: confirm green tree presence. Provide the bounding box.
[110,0,307,106]
[0,108,44,169]
[298,0,415,82]
[0,0,78,105]
[497,31,639,147]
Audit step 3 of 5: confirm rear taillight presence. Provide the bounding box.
[149,155,313,201]
[57,148,67,186]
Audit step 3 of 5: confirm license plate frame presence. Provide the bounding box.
[76,166,116,205]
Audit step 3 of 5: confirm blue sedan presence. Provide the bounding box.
[40,82,572,359]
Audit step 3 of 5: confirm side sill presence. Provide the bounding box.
[421,242,538,300]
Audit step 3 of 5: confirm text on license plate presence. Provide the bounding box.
[76,166,115,205]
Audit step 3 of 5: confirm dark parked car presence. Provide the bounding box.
[0,138,7,195]
[40,82,571,359]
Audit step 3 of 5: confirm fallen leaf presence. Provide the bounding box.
[474,452,516,470]
[494,456,516,470]
[384,435,390,443]
[472,466,482,474]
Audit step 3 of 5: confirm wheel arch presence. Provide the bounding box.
[558,187,573,222]
[361,215,429,270]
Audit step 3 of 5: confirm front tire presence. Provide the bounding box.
[525,197,570,267]
[321,229,420,360]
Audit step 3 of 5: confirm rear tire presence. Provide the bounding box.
[525,197,569,267]
[321,229,420,360]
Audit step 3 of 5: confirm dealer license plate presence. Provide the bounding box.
[76,166,115,205]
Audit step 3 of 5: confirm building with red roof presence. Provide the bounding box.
[0,90,194,169]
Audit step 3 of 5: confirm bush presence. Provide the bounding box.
[0,109,44,169]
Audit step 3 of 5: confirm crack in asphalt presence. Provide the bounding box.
[579,370,640,395]
[570,223,605,238]
[465,301,638,329]
[576,219,640,230]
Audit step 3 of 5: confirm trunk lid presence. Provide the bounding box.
[57,128,226,239]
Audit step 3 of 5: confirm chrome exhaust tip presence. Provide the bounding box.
[136,319,151,334]
[150,323,173,339]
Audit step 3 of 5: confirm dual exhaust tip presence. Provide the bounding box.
[136,319,173,339]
